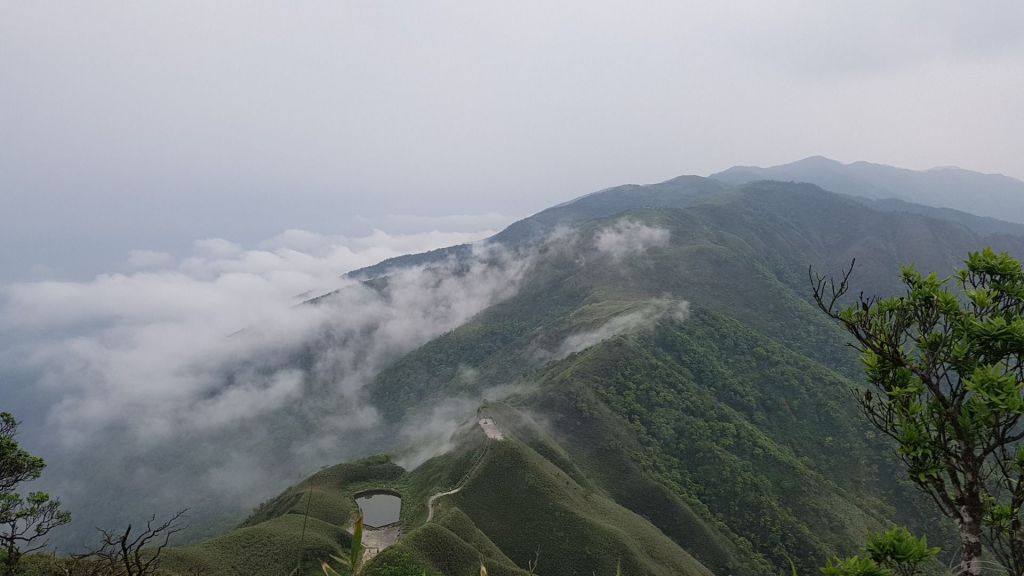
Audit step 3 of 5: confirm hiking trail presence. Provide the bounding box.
[425,418,503,521]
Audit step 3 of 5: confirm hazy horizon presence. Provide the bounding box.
[2,154,1020,283]
[4,2,1024,282]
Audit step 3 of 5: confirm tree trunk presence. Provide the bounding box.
[2,543,19,576]
[957,504,985,576]
[1011,523,1024,576]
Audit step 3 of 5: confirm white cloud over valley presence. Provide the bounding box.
[0,226,528,546]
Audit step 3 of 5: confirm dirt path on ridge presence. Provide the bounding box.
[425,418,504,521]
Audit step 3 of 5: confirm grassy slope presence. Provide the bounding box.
[447,438,712,576]
[373,421,714,576]
[159,421,715,576]
[161,456,402,576]
[364,426,532,576]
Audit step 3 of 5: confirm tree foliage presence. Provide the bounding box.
[809,527,938,576]
[0,412,70,576]
[862,526,939,576]
[0,415,44,495]
[812,248,1024,576]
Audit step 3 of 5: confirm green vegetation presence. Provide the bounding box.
[357,182,1008,574]
[373,522,524,576]
[160,456,402,576]
[320,513,364,576]
[446,437,711,576]
[862,527,940,576]
[152,415,718,576]
[529,313,896,574]
[814,248,1024,576]
[1,412,70,576]
[818,527,939,576]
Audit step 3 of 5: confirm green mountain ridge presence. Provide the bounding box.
[346,170,1024,283]
[151,177,1024,575]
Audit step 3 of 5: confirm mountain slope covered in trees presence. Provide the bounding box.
[150,177,1024,575]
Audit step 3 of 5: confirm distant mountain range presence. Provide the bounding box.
[712,155,1024,224]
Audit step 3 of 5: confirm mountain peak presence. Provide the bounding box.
[791,155,844,167]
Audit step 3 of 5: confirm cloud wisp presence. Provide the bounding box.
[594,219,671,262]
[549,299,691,362]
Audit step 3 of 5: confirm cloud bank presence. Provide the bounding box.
[0,226,531,547]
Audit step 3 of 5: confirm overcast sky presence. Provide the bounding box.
[3,1,1024,281]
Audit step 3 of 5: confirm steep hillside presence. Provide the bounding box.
[361,181,1024,572]
[160,178,1024,575]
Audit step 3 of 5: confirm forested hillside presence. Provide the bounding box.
[147,178,1024,575]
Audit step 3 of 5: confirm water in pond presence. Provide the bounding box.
[355,493,401,528]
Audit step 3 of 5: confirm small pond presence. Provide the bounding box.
[355,491,402,528]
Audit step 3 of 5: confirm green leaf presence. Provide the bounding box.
[350,513,364,570]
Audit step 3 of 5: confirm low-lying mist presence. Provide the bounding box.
[550,298,690,361]
[0,226,537,548]
[0,212,684,549]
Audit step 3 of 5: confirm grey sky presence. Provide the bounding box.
[3,1,1024,280]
